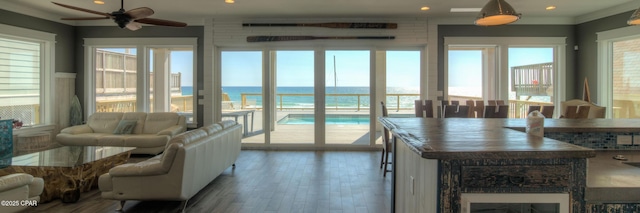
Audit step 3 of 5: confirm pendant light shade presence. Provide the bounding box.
[475,0,521,26]
[628,7,640,25]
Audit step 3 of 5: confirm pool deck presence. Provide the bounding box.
[226,109,414,145]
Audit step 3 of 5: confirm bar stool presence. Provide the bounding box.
[379,101,392,177]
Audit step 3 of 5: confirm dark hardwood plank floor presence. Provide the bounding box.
[28,150,392,213]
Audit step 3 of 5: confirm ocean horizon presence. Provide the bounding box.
[221,86,419,109]
[181,86,550,108]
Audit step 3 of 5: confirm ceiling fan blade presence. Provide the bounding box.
[61,17,110,21]
[52,2,112,17]
[125,7,154,20]
[126,22,142,31]
[135,18,187,27]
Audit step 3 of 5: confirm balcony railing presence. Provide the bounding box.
[238,93,552,118]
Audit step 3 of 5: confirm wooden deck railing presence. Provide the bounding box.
[511,62,553,97]
[96,93,553,118]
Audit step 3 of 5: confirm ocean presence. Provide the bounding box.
[182,86,550,109]
[221,86,419,109]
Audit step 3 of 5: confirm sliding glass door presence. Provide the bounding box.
[221,51,264,143]
[324,50,371,145]
[271,50,315,144]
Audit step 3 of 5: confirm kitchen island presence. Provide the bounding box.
[378,118,640,213]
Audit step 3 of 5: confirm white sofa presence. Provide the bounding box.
[98,120,242,211]
[56,112,187,155]
[0,173,44,213]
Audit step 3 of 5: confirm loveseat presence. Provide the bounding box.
[56,112,187,155]
[0,173,44,213]
[98,120,242,211]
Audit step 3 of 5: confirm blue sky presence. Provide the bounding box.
[221,50,421,87]
[448,47,552,87]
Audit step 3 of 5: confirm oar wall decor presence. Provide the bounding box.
[242,22,397,29]
[246,36,395,42]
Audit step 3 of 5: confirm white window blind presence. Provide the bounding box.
[0,37,41,124]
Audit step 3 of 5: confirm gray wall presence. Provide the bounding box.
[438,25,577,99]
[0,9,75,73]
[576,11,634,102]
[75,26,205,125]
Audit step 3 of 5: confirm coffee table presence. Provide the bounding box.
[0,146,134,203]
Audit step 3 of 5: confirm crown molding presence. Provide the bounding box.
[574,1,638,24]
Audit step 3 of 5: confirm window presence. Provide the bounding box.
[597,26,640,118]
[444,37,566,118]
[0,24,54,126]
[84,38,197,126]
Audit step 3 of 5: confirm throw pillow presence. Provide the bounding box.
[113,120,137,135]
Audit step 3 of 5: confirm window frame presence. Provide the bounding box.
[596,26,640,118]
[84,38,198,127]
[0,23,55,125]
[444,37,566,117]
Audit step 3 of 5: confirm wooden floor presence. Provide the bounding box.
[30,150,392,213]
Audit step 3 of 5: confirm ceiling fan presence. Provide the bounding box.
[52,0,187,31]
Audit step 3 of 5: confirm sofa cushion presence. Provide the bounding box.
[122,112,147,134]
[88,113,124,133]
[55,133,112,146]
[201,124,223,135]
[219,120,237,129]
[124,135,170,148]
[169,129,208,146]
[113,120,137,135]
[143,113,180,134]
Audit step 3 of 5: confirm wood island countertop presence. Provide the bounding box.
[378,117,605,160]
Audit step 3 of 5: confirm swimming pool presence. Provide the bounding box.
[277,114,369,125]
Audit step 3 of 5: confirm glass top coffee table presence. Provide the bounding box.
[0,146,135,203]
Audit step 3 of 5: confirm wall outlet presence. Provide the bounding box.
[618,135,633,145]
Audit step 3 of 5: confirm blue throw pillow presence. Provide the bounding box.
[113,120,137,135]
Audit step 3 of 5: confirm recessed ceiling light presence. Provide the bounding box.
[94,0,104,4]
[546,5,556,10]
[225,0,235,3]
[421,6,430,11]
[451,8,482,13]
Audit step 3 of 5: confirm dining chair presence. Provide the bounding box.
[414,100,434,118]
[528,105,541,114]
[379,101,392,177]
[562,105,590,119]
[443,105,470,118]
[483,105,509,118]
[529,105,554,118]
[466,100,485,118]
[488,100,505,106]
[440,100,460,118]
[540,105,555,118]
[561,99,605,118]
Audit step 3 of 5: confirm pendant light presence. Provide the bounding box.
[628,7,640,25]
[475,0,521,26]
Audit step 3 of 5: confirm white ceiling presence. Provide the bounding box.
[3,0,639,26]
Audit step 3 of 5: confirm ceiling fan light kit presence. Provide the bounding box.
[52,0,187,31]
[475,0,521,26]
